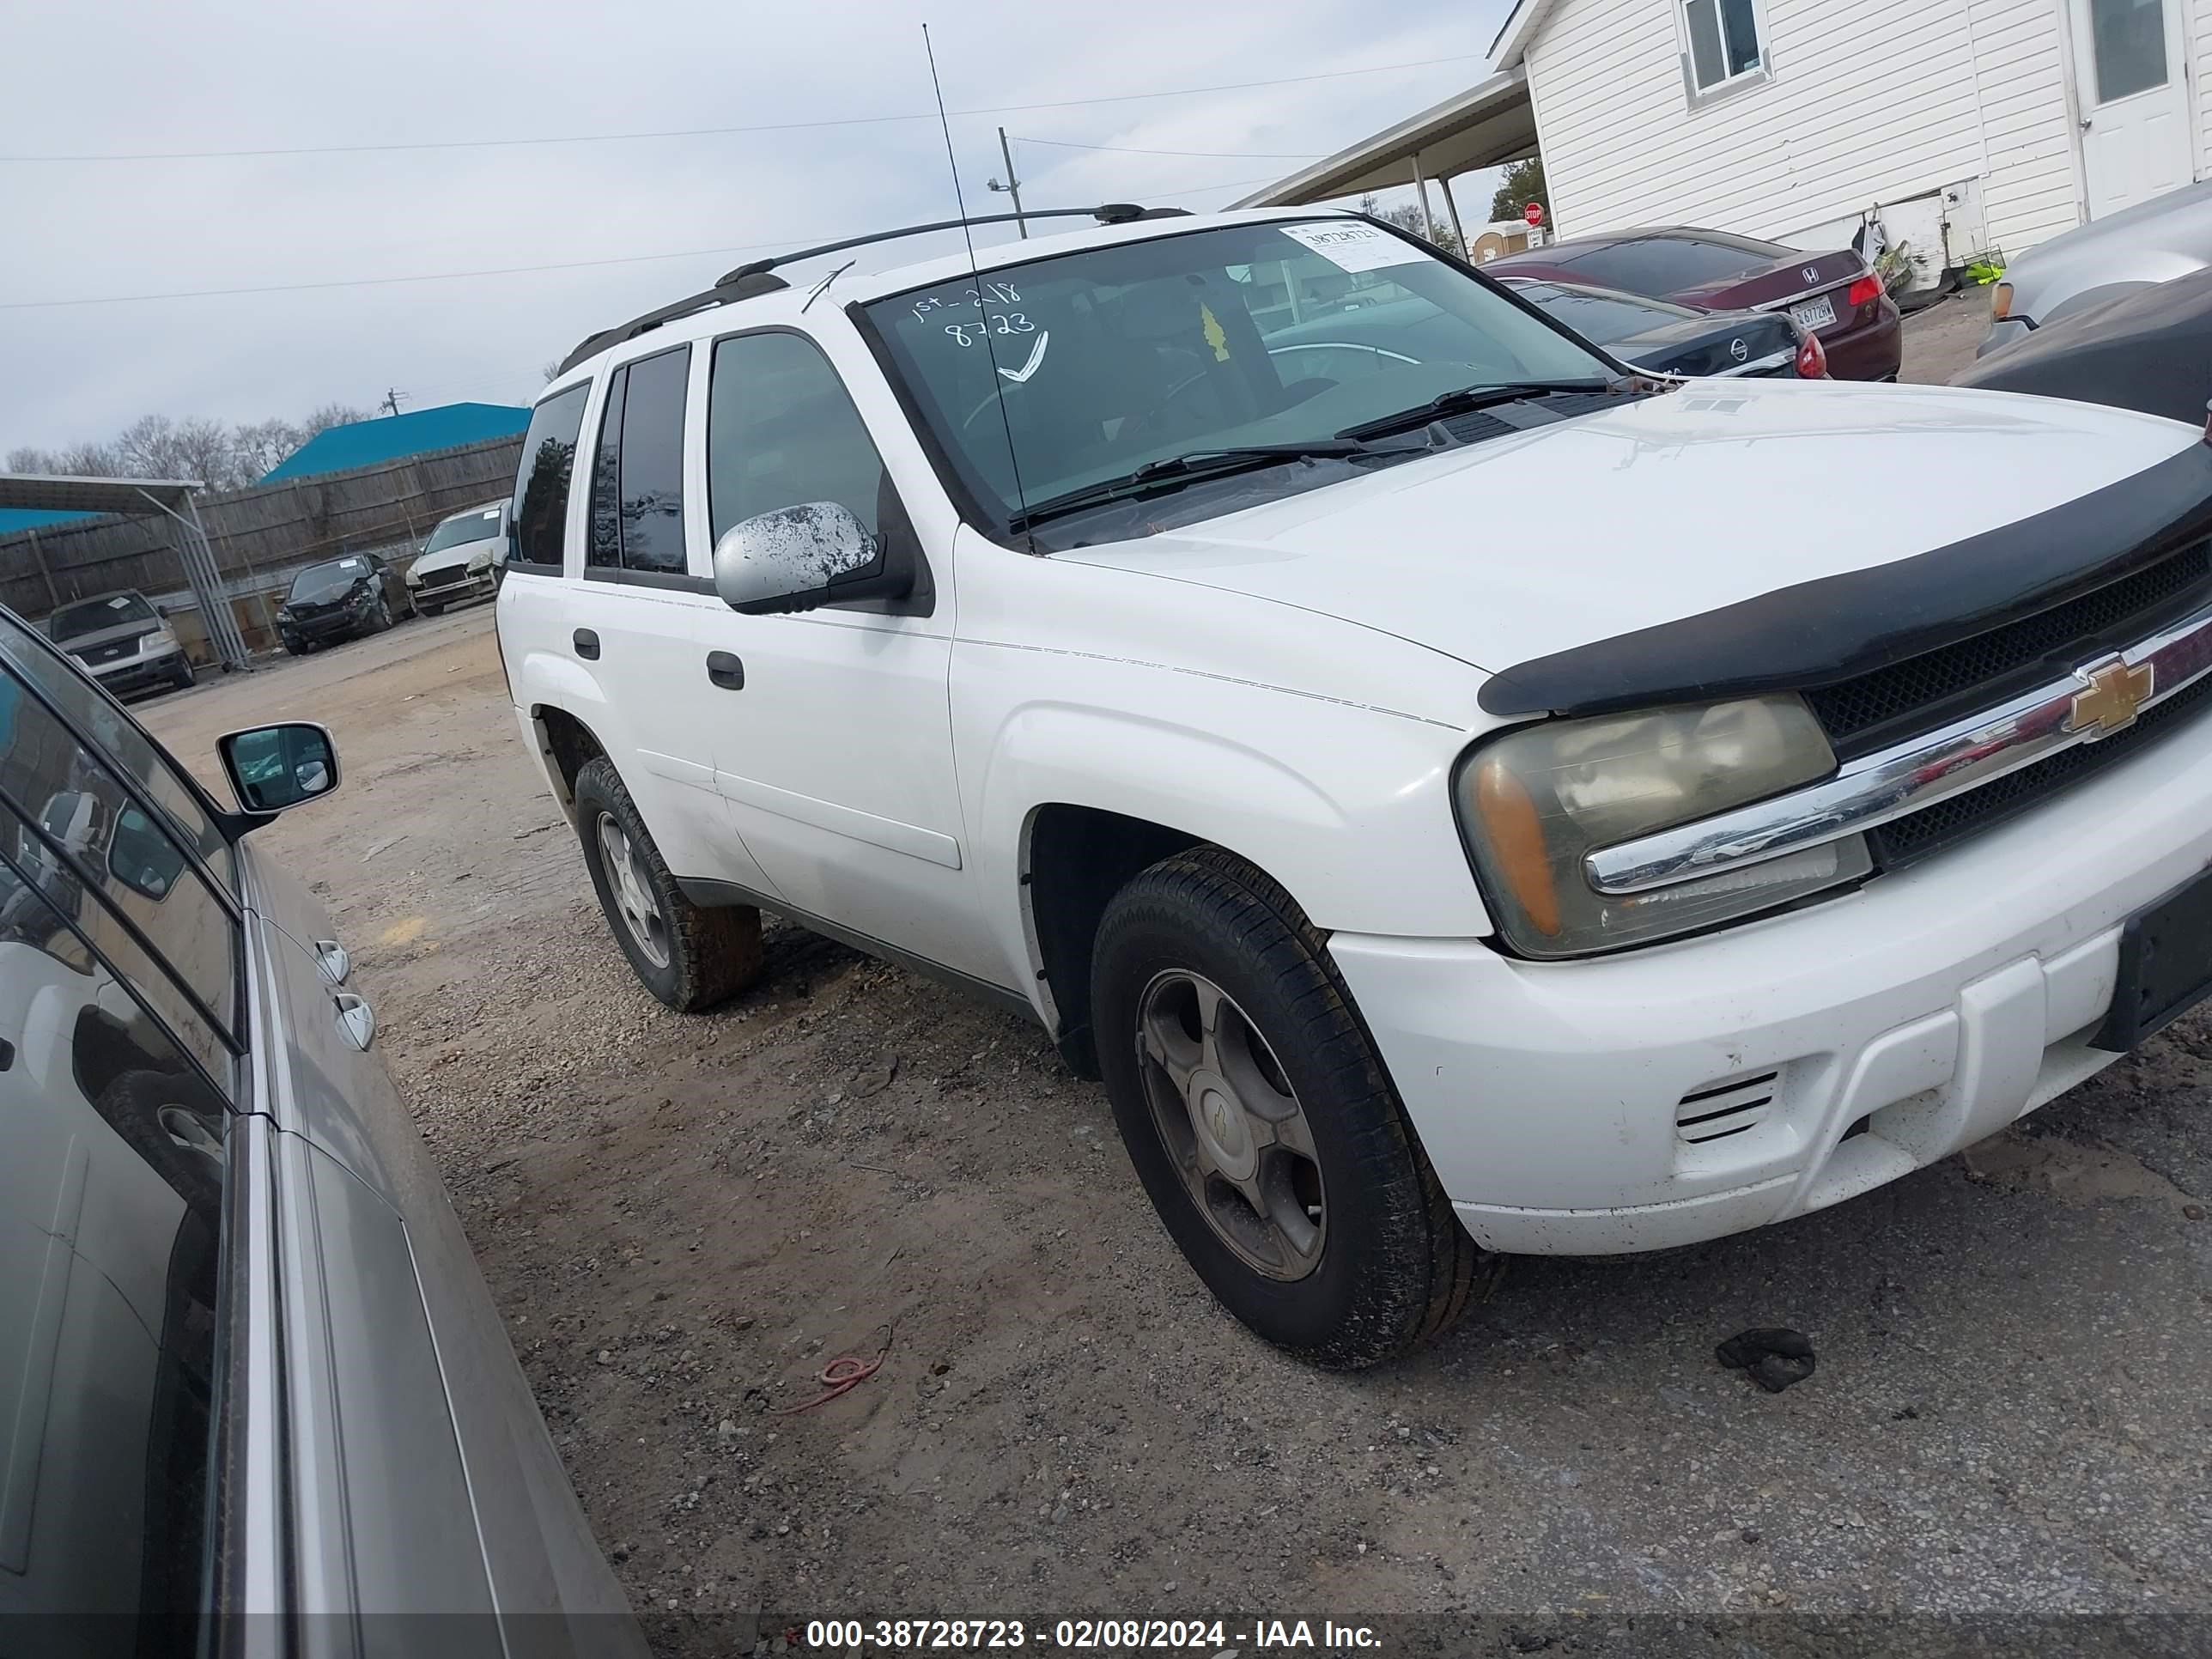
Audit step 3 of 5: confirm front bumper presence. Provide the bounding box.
[1330,700,2212,1255]
[282,604,373,644]
[411,568,496,605]
[87,639,187,694]
[1978,316,2034,360]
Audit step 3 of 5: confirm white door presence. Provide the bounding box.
[696,326,1002,984]
[2070,0,2195,217]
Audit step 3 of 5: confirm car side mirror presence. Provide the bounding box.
[711,502,902,615]
[155,605,169,620]
[218,722,340,813]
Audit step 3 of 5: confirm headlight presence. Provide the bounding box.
[468,552,492,571]
[1455,696,1871,958]
[276,605,295,622]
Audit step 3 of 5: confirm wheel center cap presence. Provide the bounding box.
[1191,1079,1256,1181]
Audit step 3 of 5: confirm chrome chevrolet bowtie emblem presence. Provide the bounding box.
[2067,657,2154,740]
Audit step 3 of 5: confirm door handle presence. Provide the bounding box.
[573,629,600,659]
[706,650,745,690]
[334,992,375,1052]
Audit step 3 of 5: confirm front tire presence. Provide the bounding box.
[1091,846,1488,1367]
[169,659,195,690]
[572,757,763,1011]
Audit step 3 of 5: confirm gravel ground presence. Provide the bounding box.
[140,604,2212,1649]
[1899,293,1993,385]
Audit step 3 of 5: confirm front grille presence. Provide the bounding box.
[420,564,473,589]
[82,639,137,665]
[1874,670,2212,866]
[1808,542,2212,752]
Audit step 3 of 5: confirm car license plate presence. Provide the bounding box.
[2094,867,2212,1050]
[1790,295,1838,333]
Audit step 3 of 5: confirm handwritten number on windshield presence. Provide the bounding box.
[944,313,1036,347]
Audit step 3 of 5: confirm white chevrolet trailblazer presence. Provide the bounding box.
[496,206,2212,1365]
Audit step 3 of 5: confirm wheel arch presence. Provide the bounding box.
[531,702,610,816]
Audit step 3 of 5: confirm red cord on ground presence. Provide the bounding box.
[778,1327,894,1414]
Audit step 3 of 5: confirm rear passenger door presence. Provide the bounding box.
[695,327,996,979]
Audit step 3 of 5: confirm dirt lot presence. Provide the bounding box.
[142,609,2212,1643]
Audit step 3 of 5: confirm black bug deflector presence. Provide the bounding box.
[1477,443,2212,719]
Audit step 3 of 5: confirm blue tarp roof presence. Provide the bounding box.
[260,402,531,483]
[0,507,96,533]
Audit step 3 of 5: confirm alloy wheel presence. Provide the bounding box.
[596,811,672,969]
[1134,969,1327,1280]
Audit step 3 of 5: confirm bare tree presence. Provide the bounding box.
[6,400,377,492]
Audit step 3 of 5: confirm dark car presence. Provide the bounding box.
[1489,228,1901,381]
[0,606,646,1652]
[1953,267,2212,426]
[1495,276,1826,380]
[275,551,411,653]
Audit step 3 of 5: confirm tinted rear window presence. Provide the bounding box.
[1550,236,1783,295]
[1503,281,1691,345]
[511,383,591,572]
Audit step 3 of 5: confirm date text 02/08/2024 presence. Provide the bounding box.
[801,1619,1383,1651]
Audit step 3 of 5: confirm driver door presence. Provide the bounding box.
[694,326,1000,983]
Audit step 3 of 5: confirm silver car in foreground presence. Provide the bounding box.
[1982,177,2212,357]
[0,605,643,1656]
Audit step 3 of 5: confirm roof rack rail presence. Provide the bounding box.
[556,204,1191,377]
[719,203,1190,284]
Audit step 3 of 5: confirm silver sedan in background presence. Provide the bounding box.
[1983,177,2212,357]
[0,606,645,1656]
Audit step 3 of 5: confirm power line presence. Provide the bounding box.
[0,53,1488,164]
[0,173,1291,311]
[0,235,830,311]
[1015,136,1323,161]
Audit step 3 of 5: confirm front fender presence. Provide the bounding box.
[963,678,1493,1000]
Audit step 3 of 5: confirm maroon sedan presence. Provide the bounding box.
[1489,228,1902,382]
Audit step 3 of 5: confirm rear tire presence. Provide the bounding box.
[1091,845,1490,1368]
[572,757,763,1012]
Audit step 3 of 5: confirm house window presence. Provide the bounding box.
[1683,0,1765,94]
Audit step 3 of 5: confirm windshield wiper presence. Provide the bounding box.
[1335,378,1615,442]
[1009,441,1389,531]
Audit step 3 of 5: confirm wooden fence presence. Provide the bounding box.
[0,434,526,627]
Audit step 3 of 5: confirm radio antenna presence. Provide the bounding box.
[923,24,1036,552]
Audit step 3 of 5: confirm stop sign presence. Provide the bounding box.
[1524,201,1546,228]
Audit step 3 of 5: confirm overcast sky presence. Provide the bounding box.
[0,0,1516,458]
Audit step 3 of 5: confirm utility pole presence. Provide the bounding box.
[987,126,1026,237]
[380,387,404,417]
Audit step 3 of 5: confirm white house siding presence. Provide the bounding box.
[1524,0,2084,259]
[2196,0,2212,173]
[1967,0,2083,256]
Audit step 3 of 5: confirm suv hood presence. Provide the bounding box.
[411,534,501,577]
[1056,379,2204,675]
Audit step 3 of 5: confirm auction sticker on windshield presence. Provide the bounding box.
[1278,221,1426,272]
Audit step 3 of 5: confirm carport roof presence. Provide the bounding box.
[1230,67,1536,208]
[0,472,205,518]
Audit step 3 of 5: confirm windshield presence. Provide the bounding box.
[50,592,154,640]
[288,556,371,602]
[422,505,502,554]
[862,218,1613,535]
[1500,279,1695,345]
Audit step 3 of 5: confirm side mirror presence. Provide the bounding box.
[155,605,169,620]
[218,722,340,814]
[711,502,900,616]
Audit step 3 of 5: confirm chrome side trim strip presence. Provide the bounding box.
[1712,348,1799,379]
[1586,595,2212,896]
